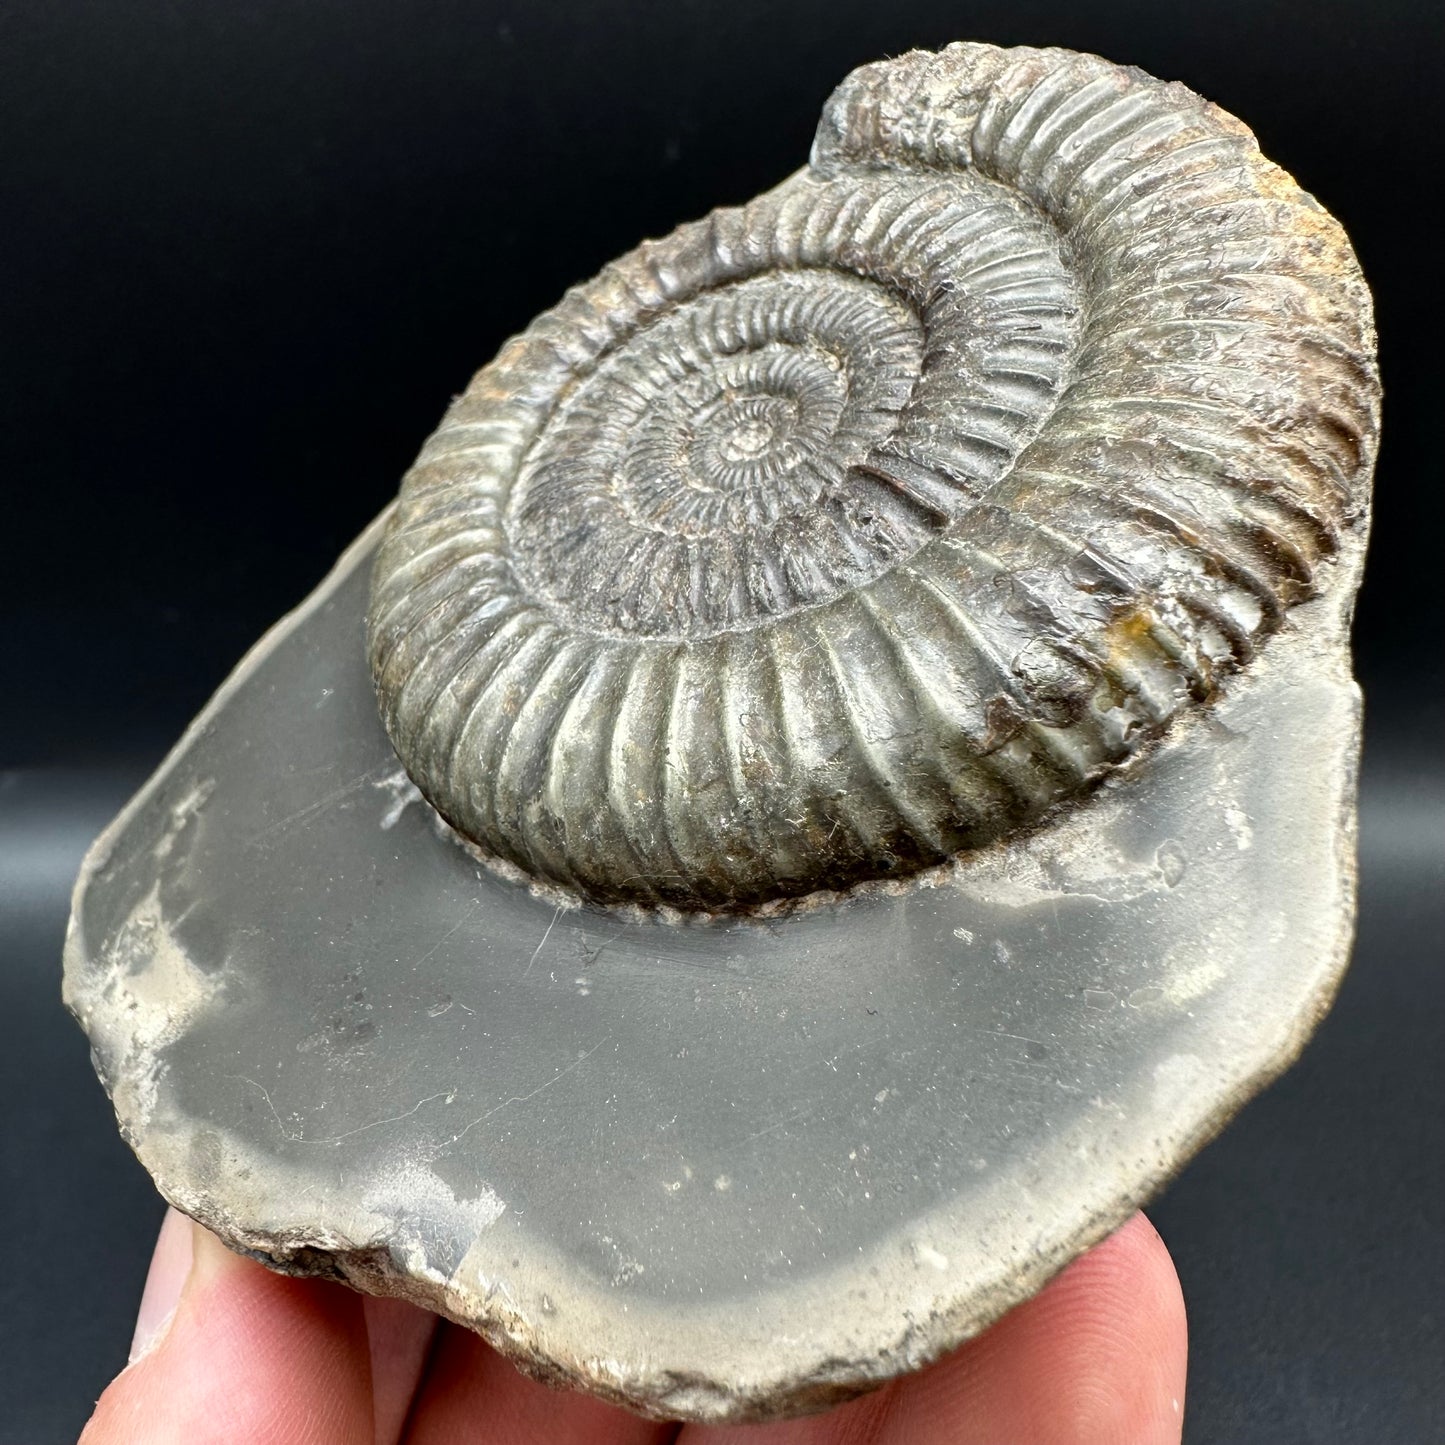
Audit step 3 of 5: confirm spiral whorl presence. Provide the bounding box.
[368,42,1378,910]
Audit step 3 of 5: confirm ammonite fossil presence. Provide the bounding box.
[67,41,1378,1424]
[368,42,1376,910]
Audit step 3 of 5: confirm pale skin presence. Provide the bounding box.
[76,1208,1184,1445]
[82,1209,1186,1445]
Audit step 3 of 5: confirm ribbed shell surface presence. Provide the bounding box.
[368,42,1379,910]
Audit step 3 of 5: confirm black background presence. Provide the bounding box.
[1,2,1440,1441]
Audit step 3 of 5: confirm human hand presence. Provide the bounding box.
[81,1209,1185,1444]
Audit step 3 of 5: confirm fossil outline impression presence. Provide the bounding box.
[367,43,1378,910]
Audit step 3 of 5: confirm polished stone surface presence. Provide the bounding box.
[64,513,1366,1421]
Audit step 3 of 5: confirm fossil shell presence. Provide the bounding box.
[368,42,1378,910]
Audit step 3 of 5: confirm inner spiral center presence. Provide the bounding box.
[507,269,929,637]
[708,398,793,464]
[498,173,1080,644]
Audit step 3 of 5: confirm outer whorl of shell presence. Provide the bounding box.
[368,42,1379,911]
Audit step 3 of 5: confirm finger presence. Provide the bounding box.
[402,1321,678,1445]
[366,1296,439,1445]
[129,1206,193,1364]
[82,1212,377,1445]
[681,1212,1187,1445]
[878,1213,1187,1444]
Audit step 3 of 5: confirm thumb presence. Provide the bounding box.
[81,1208,375,1445]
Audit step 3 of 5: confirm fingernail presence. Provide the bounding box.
[129,1207,195,1363]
